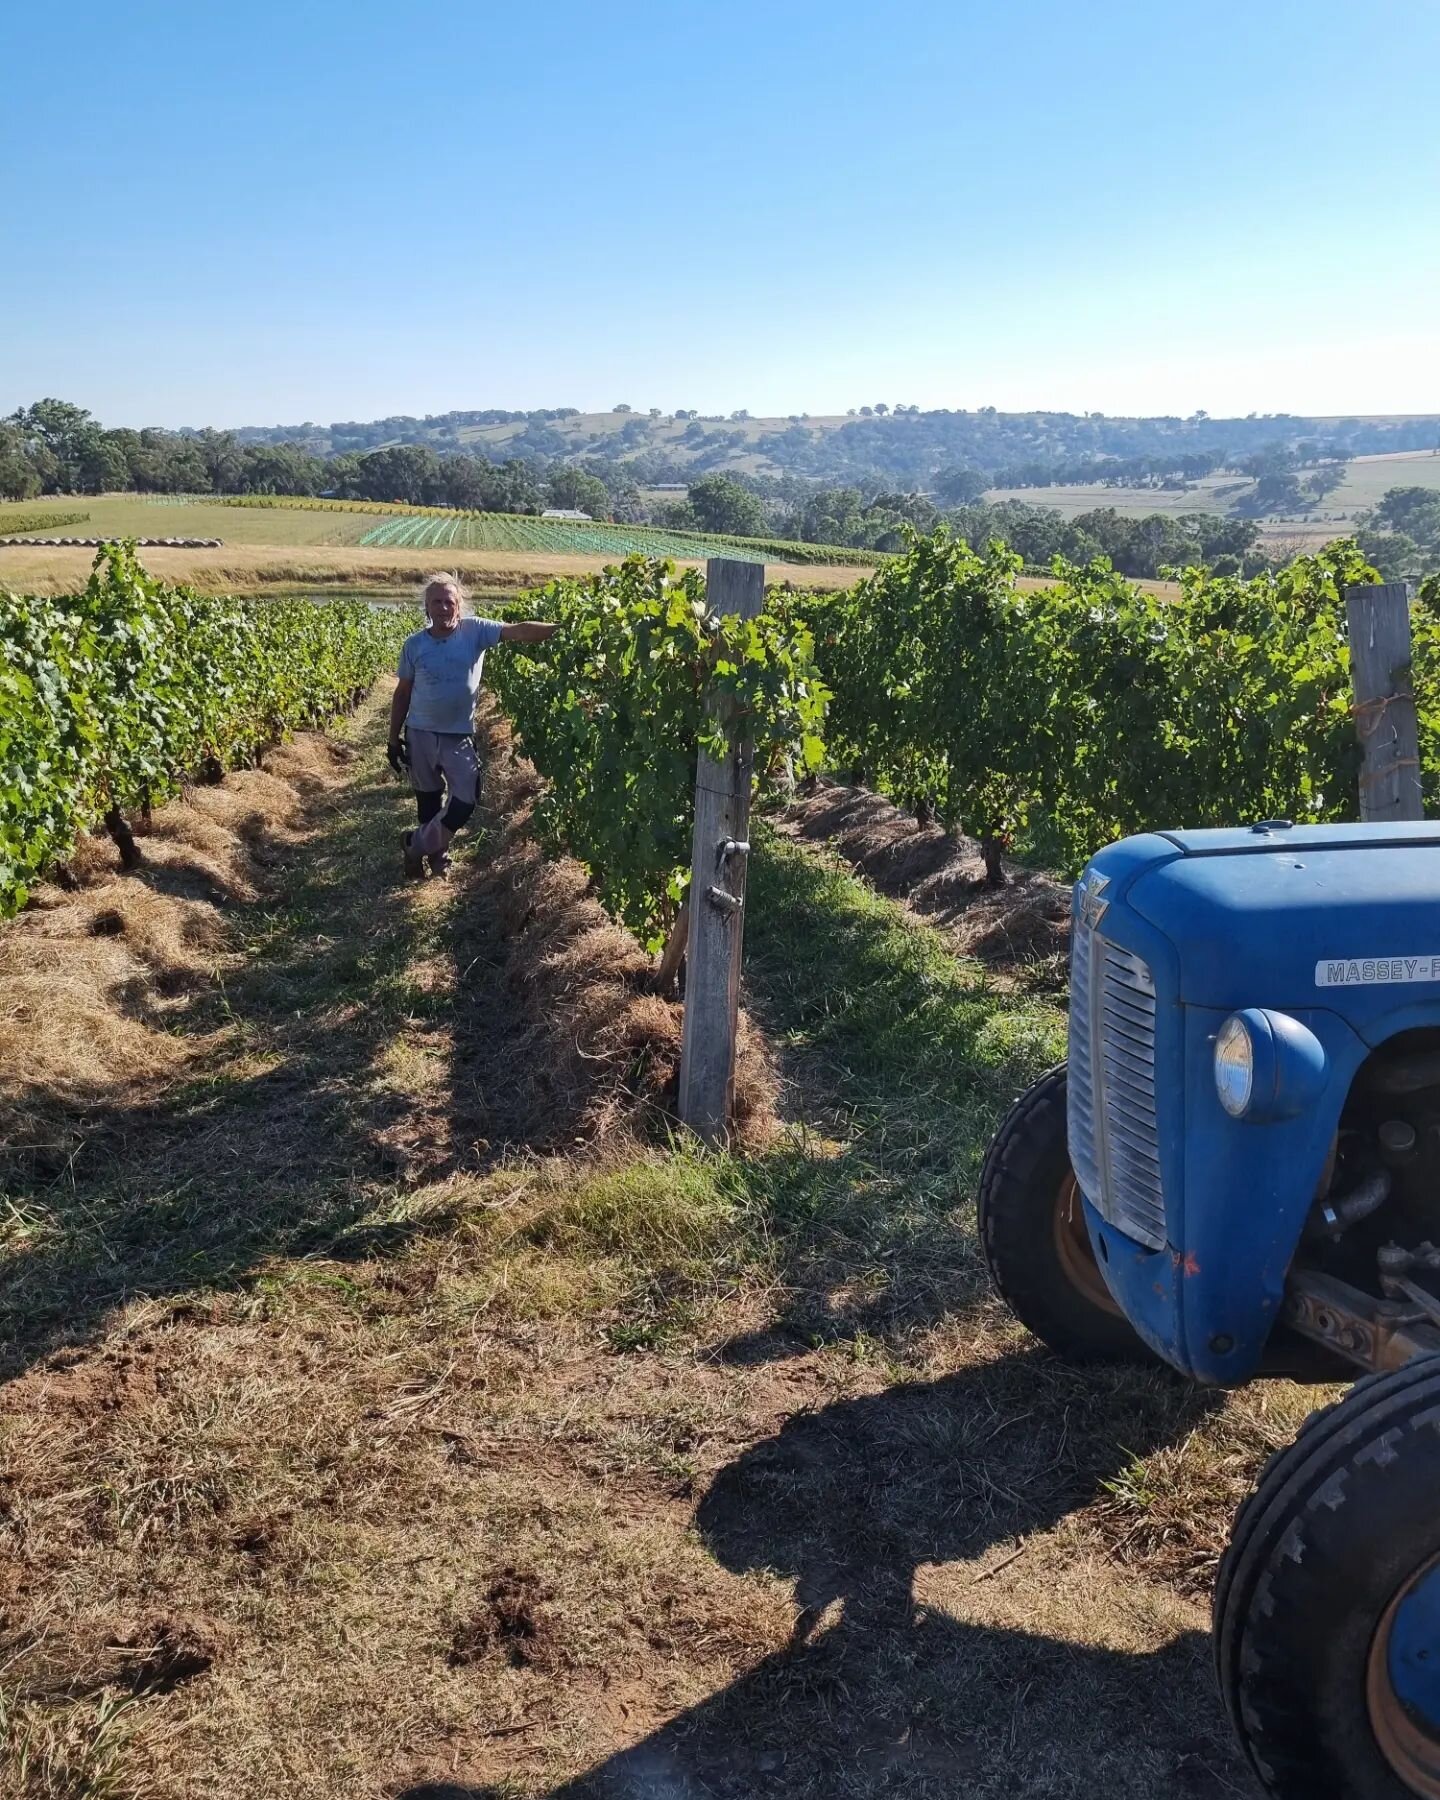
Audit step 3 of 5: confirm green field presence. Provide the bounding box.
[0,493,389,546]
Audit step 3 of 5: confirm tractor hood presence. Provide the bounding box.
[1107,821,1440,1028]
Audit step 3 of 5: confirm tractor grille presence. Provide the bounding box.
[1068,921,1167,1250]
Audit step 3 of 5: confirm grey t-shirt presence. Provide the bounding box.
[397,617,505,734]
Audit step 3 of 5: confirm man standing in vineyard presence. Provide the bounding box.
[387,573,556,877]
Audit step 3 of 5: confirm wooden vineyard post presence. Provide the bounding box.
[1345,581,1423,822]
[654,901,689,998]
[678,558,765,1145]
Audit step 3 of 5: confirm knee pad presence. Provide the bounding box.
[415,789,444,824]
[443,798,476,833]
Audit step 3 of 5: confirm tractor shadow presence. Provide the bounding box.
[399,1354,1253,1800]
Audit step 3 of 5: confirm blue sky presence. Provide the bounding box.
[4,0,1438,426]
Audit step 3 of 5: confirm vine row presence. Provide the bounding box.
[795,530,1436,880]
[0,544,411,916]
[487,556,827,950]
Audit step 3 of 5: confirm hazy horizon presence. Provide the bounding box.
[14,396,1440,440]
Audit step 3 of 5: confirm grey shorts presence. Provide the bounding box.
[407,729,480,804]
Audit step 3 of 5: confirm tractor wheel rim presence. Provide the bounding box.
[1368,1551,1440,1796]
[1053,1172,1121,1318]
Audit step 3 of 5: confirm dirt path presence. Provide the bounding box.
[0,693,1298,1800]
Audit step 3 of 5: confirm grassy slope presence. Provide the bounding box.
[0,494,389,546]
[984,471,1253,520]
[0,687,1323,1798]
[987,448,1440,539]
[451,409,856,459]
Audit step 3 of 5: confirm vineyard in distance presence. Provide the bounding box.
[5,397,1440,604]
[4,516,1434,1797]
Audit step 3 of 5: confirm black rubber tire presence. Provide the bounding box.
[1214,1354,1440,1797]
[977,1064,1152,1363]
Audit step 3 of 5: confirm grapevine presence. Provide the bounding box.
[0,508,91,537]
[0,544,411,917]
[802,529,1388,878]
[488,556,828,949]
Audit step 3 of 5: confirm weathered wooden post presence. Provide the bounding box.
[1345,581,1423,822]
[678,558,765,1144]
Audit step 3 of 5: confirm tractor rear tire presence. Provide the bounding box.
[977,1064,1152,1363]
[1215,1355,1440,1797]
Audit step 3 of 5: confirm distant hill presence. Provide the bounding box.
[207,405,1440,489]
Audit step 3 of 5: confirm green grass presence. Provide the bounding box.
[730,826,1066,1334]
[0,493,390,547]
[749,824,1065,1193]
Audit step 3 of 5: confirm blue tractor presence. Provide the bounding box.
[980,819,1440,1799]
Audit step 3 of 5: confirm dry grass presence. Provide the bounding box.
[0,681,1316,1799]
[0,543,868,599]
[463,707,776,1154]
[0,731,352,1166]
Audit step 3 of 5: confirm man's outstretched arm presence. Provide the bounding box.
[499,621,559,644]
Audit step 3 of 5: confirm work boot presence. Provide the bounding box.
[401,830,426,878]
[427,850,451,879]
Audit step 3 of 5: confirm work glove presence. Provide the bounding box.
[386,736,406,778]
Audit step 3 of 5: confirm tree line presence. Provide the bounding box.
[5,398,1433,580]
[1357,487,1440,581]
[35,394,1439,491]
[667,477,1272,578]
[0,400,558,513]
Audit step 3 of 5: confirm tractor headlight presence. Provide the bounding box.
[1213,1008,1328,1123]
[1214,1015,1255,1117]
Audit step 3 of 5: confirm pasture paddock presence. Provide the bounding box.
[985,447,1440,542]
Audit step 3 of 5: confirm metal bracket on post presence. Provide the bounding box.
[707,839,749,914]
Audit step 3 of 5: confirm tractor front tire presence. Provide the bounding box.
[977,1064,1151,1363]
[1216,1355,1440,1797]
